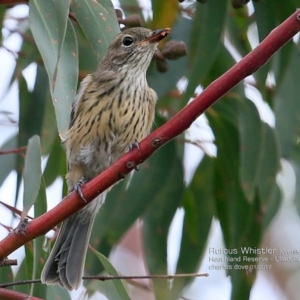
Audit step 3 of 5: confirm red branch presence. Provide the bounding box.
[0,9,300,259]
[0,287,43,300]
[0,146,26,155]
[0,0,28,5]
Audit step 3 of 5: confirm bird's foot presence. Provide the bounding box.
[128,140,140,171]
[74,177,88,203]
[128,139,140,152]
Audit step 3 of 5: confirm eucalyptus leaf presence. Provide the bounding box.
[22,135,42,218]
[93,251,131,300]
[70,0,120,62]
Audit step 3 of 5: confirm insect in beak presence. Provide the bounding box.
[138,28,171,46]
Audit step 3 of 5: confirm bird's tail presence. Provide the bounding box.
[41,193,106,290]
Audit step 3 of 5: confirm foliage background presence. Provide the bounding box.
[1,0,300,299]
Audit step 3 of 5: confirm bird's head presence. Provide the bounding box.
[100,27,170,72]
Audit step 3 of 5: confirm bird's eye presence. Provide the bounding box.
[122,36,133,47]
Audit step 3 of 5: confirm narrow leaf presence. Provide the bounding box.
[93,251,131,300]
[29,0,68,92]
[238,100,262,202]
[185,0,227,99]
[257,123,280,203]
[53,20,78,135]
[29,1,78,134]
[70,0,120,61]
[171,155,214,299]
[275,48,300,157]
[143,146,184,299]
[0,135,17,187]
[151,0,179,30]
[22,135,42,218]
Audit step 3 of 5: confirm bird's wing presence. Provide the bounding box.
[69,74,93,129]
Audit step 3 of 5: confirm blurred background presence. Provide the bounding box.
[1,0,300,299]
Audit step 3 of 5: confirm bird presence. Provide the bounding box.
[41,27,170,290]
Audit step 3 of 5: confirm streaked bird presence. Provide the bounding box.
[41,27,170,290]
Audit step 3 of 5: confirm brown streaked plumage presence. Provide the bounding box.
[41,27,170,290]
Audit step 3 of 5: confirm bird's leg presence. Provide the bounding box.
[74,177,87,203]
[128,139,140,152]
[128,139,140,171]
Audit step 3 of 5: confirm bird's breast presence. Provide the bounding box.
[66,80,157,178]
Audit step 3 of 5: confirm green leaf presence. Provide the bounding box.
[253,0,296,94]
[75,22,98,73]
[171,155,214,299]
[87,278,128,300]
[32,180,48,297]
[238,100,262,202]
[253,0,295,42]
[46,285,71,299]
[93,251,131,300]
[40,88,58,155]
[274,47,300,157]
[151,0,179,29]
[0,135,17,187]
[0,264,14,290]
[284,144,300,218]
[29,0,68,92]
[52,0,70,62]
[52,20,78,135]
[32,235,47,297]
[9,31,41,89]
[15,244,33,294]
[143,146,184,300]
[185,0,227,100]
[18,68,48,148]
[100,0,122,19]
[43,136,66,187]
[272,39,294,89]
[22,135,42,218]
[257,123,280,204]
[253,1,276,43]
[29,1,78,134]
[0,6,6,43]
[230,192,263,299]
[70,0,120,62]
[263,183,281,228]
[226,7,251,57]
[202,43,243,94]
[207,109,265,299]
[207,113,241,245]
[16,69,48,205]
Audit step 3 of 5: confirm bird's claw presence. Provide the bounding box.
[129,139,140,153]
[74,177,87,203]
[128,140,140,171]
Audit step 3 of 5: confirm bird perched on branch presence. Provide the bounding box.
[41,27,170,290]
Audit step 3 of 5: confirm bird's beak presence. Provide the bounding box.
[141,28,171,44]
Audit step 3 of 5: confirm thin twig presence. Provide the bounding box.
[0,272,208,288]
[0,279,41,288]
[0,146,26,155]
[0,258,17,267]
[0,201,32,218]
[82,272,209,281]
